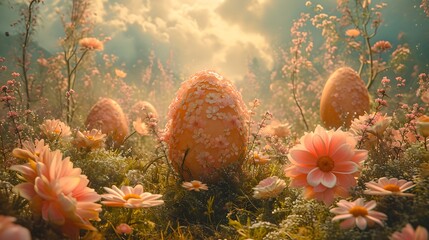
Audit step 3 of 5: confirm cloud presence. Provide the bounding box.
[91,0,277,80]
[0,0,350,80]
[2,0,428,82]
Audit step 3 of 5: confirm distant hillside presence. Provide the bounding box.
[0,33,51,69]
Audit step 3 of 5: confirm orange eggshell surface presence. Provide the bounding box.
[85,98,129,145]
[165,70,249,181]
[320,67,370,129]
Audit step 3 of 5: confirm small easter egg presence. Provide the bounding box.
[130,101,159,120]
[85,98,129,146]
[320,67,370,128]
[165,70,249,181]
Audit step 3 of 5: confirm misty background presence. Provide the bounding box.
[0,0,428,83]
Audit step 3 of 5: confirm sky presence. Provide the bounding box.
[0,0,428,81]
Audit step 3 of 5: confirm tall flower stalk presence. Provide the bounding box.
[59,0,101,123]
[282,13,312,131]
[18,0,42,110]
[339,0,387,90]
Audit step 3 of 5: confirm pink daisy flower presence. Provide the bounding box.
[285,125,367,205]
[330,198,387,230]
[101,185,164,208]
[252,151,271,165]
[182,180,209,191]
[390,224,428,240]
[364,177,415,197]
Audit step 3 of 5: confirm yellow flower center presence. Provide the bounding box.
[317,156,335,172]
[53,129,61,134]
[86,135,95,141]
[192,182,202,188]
[349,206,368,217]
[383,184,400,192]
[123,194,141,200]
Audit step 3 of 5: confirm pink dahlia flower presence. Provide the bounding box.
[39,119,72,141]
[12,139,49,161]
[72,129,106,150]
[101,184,164,208]
[285,125,367,205]
[330,198,387,230]
[10,148,101,239]
[390,224,428,240]
[0,215,31,240]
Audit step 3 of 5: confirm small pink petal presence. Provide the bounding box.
[332,213,352,221]
[355,216,367,230]
[339,217,355,229]
[307,168,323,187]
[321,172,337,188]
[330,144,353,163]
[289,149,318,166]
[332,161,358,174]
[312,134,328,156]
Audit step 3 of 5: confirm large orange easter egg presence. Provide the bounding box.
[85,98,129,146]
[320,67,370,128]
[165,70,249,181]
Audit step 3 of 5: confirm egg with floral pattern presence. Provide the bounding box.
[85,98,129,146]
[165,70,249,181]
[320,67,370,128]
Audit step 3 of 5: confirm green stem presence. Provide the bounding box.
[364,35,374,90]
[291,47,309,131]
[126,208,134,224]
[425,137,427,151]
[123,131,137,144]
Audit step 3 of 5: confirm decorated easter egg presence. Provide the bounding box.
[320,67,370,128]
[165,70,249,181]
[85,98,129,146]
[130,101,159,120]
